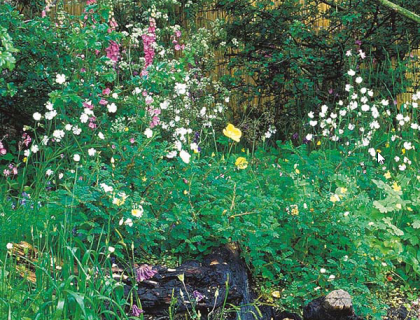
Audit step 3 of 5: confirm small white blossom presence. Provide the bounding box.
[56,74,66,84]
[33,112,42,121]
[73,154,80,162]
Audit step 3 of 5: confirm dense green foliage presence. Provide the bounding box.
[1,0,420,319]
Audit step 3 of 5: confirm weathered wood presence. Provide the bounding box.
[303,290,363,320]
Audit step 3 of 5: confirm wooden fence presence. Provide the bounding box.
[39,0,418,108]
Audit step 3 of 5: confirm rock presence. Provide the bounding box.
[324,289,353,312]
[303,290,363,320]
[274,310,302,320]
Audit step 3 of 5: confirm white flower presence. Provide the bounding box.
[65,124,72,131]
[347,69,356,76]
[124,218,133,227]
[174,83,187,95]
[330,113,337,119]
[413,102,418,109]
[108,246,115,253]
[355,77,363,84]
[132,206,144,217]
[160,100,170,109]
[98,132,105,139]
[339,110,347,116]
[73,126,82,135]
[404,142,413,150]
[41,136,49,145]
[328,275,336,281]
[59,173,64,179]
[345,84,353,92]
[107,103,117,113]
[320,268,326,273]
[399,164,406,171]
[112,92,118,99]
[321,105,328,114]
[411,123,419,130]
[53,130,65,141]
[309,120,317,127]
[360,87,367,94]
[344,211,349,216]
[144,128,153,138]
[180,150,191,164]
[100,183,113,193]
[46,169,54,176]
[305,134,313,141]
[381,99,389,106]
[31,144,39,153]
[73,154,80,162]
[361,104,370,112]
[88,148,96,156]
[33,112,42,121]
[394,156,400,162]
[368,148,376,157]
[80,113,89,123]
[45,110,57,120]
[45,101,54,110]
[308,111,314,118]
[167,151,177,158]
[56,74,66,84]
[6,243,13,250]
[24,149,30,157]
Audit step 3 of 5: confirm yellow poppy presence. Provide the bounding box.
[223,123,242,142]
[392,182,401,192]
[235,157,248,169]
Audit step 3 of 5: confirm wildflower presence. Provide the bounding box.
[124,218,133,227]
[73,154,80,162]
[100,183,113,193]
[132,206,144,217]
[174,83,187,95]
[271,291,281,298]
[330,194,340,202]
[347,69,356,76]
[223,123,242,142]
[108,246,115,253]
[45,110,57,120]
[193,290,205,302]
[290,205,299,215]
[144,128,153,138]
[308,111,314,118]
[320,268,326,273]
[135,264,157,282]
[328,275,336,281]
[98,132,105,139]
[88,148,96,156]
[305,134,313,141]
[56,74,66,84]
[384,171,391,179]
[46,169,53,176]
[113,192,128,206]
[31,144,39,153]
[131,305,144,317]
[33,112,42,121]
[180,150,191,164]
[6,243,13,250]
[392,182,401,192]
[107,103,117,113]
[356,77,363,84]
[235,157,248,169]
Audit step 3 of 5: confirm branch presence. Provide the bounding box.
[374,0,420,24]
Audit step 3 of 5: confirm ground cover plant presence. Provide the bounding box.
[1,0,420,319]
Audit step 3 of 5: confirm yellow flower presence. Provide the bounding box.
[392,182,401,192]
[330,194,340,203]
[340,187,347,194]
[317,141,321,146]
[402,148,406,154]
[376,149,381,153]
[241,148,245,152]
[396,203,402,209]
[23,157,27,163]
[295,168,300,174]
[113,192,128,206]
[235,157,248,169]
[290,205,299,215]
[223,123,242,142]
[384,171,391,179]
[131,205,144,217]
[271,291,281,298]
[385,143,390,148]
[124,127,129,132]
[407,207,413,212]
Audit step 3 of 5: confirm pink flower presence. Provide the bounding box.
[86,0,96,4]
[105,40,120,62]
[135,264,157,282]
[150,116,160,128]
[175,30,181,37]
[83,101,94,109]
[130,138,135,144]
[0,149,6,155]
[131,305,144,316]
[174,44,181,51]
[95,49,100,56]
[41,10,46,18]
[99,99,108,105]
[12,167,18,175]
[3,169,10,177]
[102,88,111,95]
